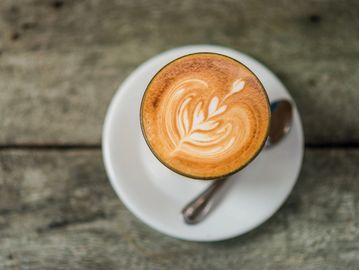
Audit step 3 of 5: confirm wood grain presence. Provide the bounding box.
[0,149,358,269]
[0,0,358,144]
[0,1,358,269]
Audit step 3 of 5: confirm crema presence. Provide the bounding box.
[141,53,270,179]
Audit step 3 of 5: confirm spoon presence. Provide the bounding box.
[181,99,293,225]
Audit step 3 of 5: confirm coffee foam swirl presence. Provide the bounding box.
[141,53,270,179]
[163,78,247,159]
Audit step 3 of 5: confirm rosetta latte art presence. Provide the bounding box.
[141,53,270,178]
[162,78,248,158]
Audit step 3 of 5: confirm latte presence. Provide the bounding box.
[141,53,270,179]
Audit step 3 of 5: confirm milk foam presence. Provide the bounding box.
[162,78,246,158]
[141,53,270,179]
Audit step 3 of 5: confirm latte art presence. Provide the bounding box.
[141,53,270,179]
[164,78,246,158]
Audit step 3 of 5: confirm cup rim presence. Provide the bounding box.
[140,52,271,180]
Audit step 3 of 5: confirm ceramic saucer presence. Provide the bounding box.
[102,45,304,241]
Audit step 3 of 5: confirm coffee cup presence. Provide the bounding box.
[140,53,270,180]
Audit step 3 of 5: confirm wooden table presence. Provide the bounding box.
[0,0,358,269]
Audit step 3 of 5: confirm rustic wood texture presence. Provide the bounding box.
[0,150,358,269]
[0,0,358,269]
[0,0,359,144]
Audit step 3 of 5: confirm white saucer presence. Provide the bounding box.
[102,45,304,242]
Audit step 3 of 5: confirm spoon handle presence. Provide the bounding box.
[181,179,227,224]
[181,99,293,225]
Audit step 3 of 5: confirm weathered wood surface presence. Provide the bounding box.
[0,149,358,269]
[0,1,358,269]
[0,0,359,144]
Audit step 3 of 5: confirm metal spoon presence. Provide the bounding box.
[181,99,293,225]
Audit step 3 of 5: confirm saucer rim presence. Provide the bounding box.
[102,44,304,242]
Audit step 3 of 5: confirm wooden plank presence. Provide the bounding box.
[0,0,358,145]
[0,149,358,269]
